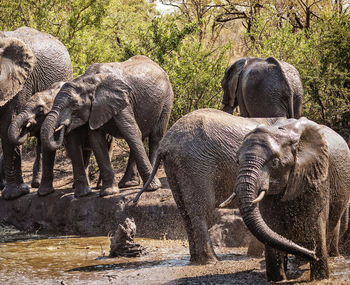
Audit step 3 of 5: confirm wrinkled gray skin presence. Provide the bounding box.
[134,109,350,282]
[0,27,72,200]
[233,114,350,281]
[41,55,173,197]
[134,109,314,264]
[221,57,303,118]
[7,82,111,192]
[6,82,65,189]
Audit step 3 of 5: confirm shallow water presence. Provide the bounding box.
[0,229,349,284]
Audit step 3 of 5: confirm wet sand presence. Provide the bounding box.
[0,233,349,285]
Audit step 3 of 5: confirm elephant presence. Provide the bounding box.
[133,108,350,279]
[6,82,65,189]
[221,56,303,118]
[226,114,350,281]
[0,27,72,200]
[40,55,174,197]
[6,81,113,195]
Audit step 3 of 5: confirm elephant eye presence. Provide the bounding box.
[36,105,44,113]
[271,157,279,168]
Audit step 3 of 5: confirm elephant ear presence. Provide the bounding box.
[0,37,35,103]
[282,118,329,201]
[221,57,247,108]
[89,75,130,130]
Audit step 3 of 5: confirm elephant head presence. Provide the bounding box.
[230,117,329,261]
[41,73,129,151]
[221,57,247,114]
[0,37,35,104]
[8,82,65,145]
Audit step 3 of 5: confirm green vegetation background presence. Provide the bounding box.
[1,0,349,140]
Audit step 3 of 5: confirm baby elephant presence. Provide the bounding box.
[134,108,350,282]
[7,82,112,193]
[6,82,65,188]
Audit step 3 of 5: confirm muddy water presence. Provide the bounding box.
[0,230,349,284]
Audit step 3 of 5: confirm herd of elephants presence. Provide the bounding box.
[0,26,349,282]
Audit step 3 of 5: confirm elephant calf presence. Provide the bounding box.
[7,82,112,193]
[134,108,350,282]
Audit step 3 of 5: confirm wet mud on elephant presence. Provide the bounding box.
[40,55,173,198]
[134,109,350,282]
[221,56,303,118]
[4,82,111,192]
[0,27,72,200]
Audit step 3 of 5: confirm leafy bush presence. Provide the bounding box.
[119,17,231,124]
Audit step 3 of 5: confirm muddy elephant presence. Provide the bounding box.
[0,27,72,200]
[134,109,350,276]
[5,82,65,188]
[221,57,303,118]
[40,55,173,197]
[133,109,303,264]
[225,115,350,281]
[7,82,112,196]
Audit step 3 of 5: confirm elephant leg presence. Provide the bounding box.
[31,137,42,188]
[328,220,341,257]
[88,129,118,197]
[0,154,5,190]
[73,149,91,189]
[118,149,140,188]
[310,218,329,280]
[114,110,160,191]
[166,164,218,264]
[1,137,29,200]
[65,131,91,198]
[38,148,56,196]
[96,135,114,189]
[265,246,287,281]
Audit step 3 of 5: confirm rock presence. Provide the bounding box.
[109,217,147,257]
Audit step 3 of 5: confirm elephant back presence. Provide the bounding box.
[6,27,73,92]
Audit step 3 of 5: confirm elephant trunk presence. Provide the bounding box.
[236,159,317,261]
[8,111,31,145]
[41,109,66,151]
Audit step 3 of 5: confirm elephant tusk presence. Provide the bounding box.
[219,192,237,208]
[252,191,266,204]
[55,125,64,132]
[26,122,31,128]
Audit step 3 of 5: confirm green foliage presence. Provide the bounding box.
[119,16,231,124]
[245,8,350,129]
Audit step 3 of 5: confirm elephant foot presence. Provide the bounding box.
[74,185,92,198]
[144,177,161,192]
[118,175,141,188]
[1,183,30,200]
[37,184,54,197]
[190,253,218,265]
[100,185,119,197]
[31,180,40,188]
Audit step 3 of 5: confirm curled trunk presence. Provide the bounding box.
[41,109,65,151]
[236,162,317,261]
[8,111,31,145]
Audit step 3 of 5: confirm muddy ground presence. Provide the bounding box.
[0,140,349,284]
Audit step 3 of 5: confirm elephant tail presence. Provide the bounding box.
[133,153,163,204]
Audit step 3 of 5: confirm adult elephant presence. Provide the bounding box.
[221,57,303,118]
[7,82,112,195]
[40,55,173,197]
[0,27,72,200]
[226,115,350,281]
[134,109,350,279]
